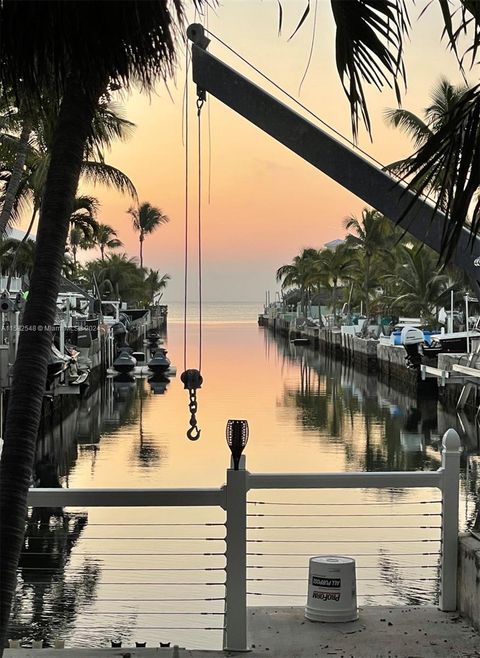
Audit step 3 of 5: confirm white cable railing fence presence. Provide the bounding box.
[11,429,460,651]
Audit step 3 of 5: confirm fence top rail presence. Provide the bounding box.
[247,470,444,491]
[27,487,226,508]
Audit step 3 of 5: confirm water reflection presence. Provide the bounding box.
[265,329,479,530]
[11,511,100,646]
[8,319,480,648]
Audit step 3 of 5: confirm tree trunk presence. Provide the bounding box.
[0,75,105,651]
[6,204,38,291]
[100,244,105,260]
[332,279,338,322]
[139,233,144,269]
[0,118,32,236]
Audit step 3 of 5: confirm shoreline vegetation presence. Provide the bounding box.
[276,206,474,329]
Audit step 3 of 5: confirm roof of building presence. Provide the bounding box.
[324,238,345,250]
[58,276,95,302]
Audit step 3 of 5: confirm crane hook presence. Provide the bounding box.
[187,425,201,441]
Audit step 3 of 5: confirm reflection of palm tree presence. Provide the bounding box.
[10,512,102,646]
[136,379,160,467]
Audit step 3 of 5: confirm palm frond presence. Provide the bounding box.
[383,108,431,148]
[399,83,480,261]
[80,161,137,200]
[330,0,409,139]
[0,1,189,104]
[436,0,480,70]
[86,101,136,161]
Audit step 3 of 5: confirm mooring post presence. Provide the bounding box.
[224,454,249,651]
[439,428,461,611]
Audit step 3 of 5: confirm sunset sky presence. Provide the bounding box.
[34,1,476,302]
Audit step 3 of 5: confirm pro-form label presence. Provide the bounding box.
[312,590,341,601]
[312,576,341,588]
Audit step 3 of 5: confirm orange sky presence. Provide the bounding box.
[29,1,478,302]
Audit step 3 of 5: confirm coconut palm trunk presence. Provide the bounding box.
[0,74,105,649]
[139,231,144,268]
[0,118,32,235]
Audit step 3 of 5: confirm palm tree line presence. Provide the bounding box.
[1,95,170,305]
[1,197,170,306]
[278,73,480,326]
[277,207,469,325]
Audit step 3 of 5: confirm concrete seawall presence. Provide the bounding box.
[263,315,425,390]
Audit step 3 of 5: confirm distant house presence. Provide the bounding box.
[324,238,344,250]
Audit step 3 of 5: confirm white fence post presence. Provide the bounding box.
[439,428,461,611]
[224,455,249,651]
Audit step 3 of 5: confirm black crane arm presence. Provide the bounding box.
[187,23,480,297]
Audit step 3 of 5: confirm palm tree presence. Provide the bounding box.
[0,99,137,236]
[384,78,470,211]
[315,244,354,321]
[143,269,170,305]
[95,253,145,304]
[68,226,90,267]
[67,195,100,264]
[276,1,480,258]
[0,95,136,232]
[277,248,319,317]
[127,201,169,268]
[0,237,36,278]
[0,2,191,647]
[385,245,454,322]
[344,209,394,319]
[95,223,123,260]
[0,96,35,234]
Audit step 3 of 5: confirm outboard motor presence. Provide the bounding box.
[400,325,424,370]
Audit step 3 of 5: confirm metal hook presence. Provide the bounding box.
[196,93,205,115]
[187,425,201,441]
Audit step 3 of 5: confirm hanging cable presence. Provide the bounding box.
[197,96,204,373]
[180,55,205,441]
[183,47,190,372]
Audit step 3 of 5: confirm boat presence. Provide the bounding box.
[428,330,480,353]
[379,322,436,347]
[113,350,137,374]
[112,373,136,397]
[147,348,171,375]
[47,344,70,384]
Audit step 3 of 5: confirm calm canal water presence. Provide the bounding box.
[10,302,480,649]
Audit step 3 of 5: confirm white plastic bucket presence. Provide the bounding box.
[305,555,358,622]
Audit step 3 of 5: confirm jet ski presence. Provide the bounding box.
[147,348,170,375]
[113,349,136,374]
